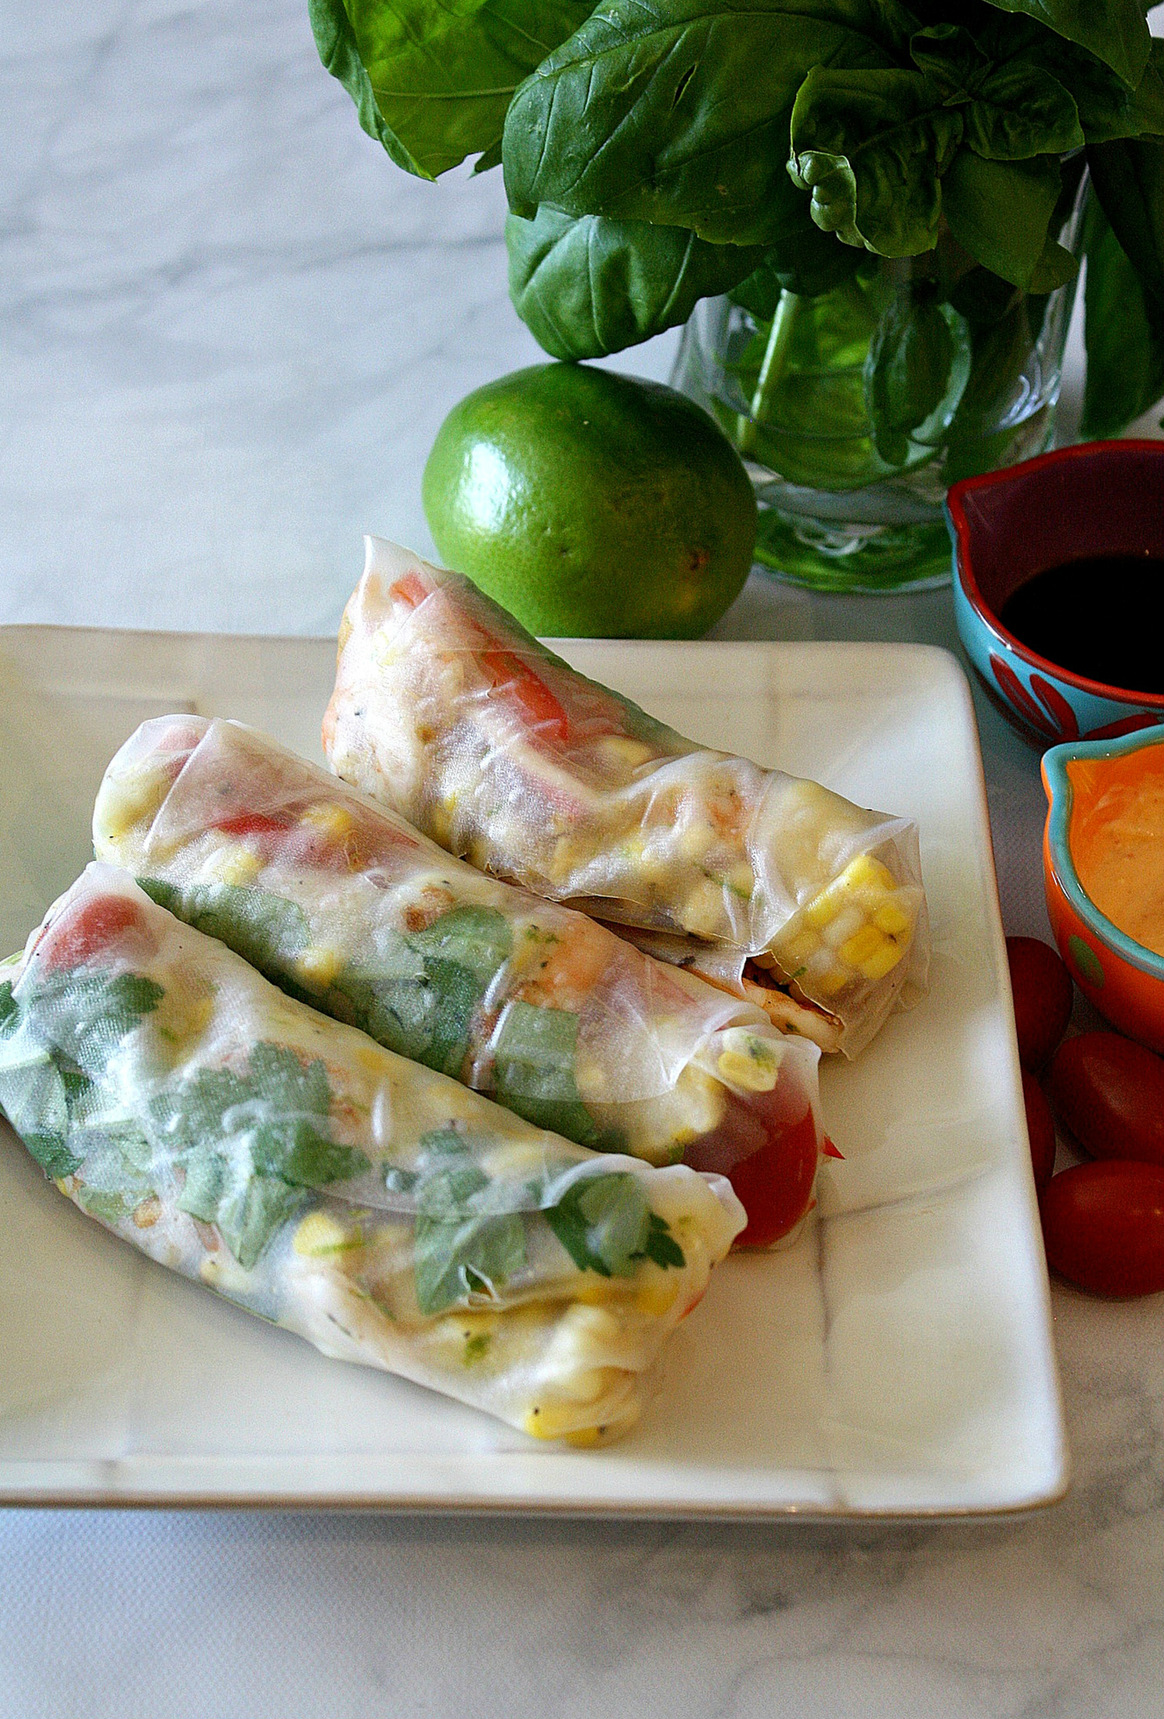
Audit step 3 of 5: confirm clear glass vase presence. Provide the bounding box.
[671,176,1088,594]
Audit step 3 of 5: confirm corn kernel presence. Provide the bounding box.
[564,1425,603,1449]
[597,735,654,772]
[133,1196,162,1229]
[860,941,906,981]
[823,905,865,949]
[804,886,842,929]
[524,1402,587,1441]
[300,801,355,842]
[776,926,819,966]
[873,900,912,936]
[717,1048,778,1093]
[297,945,343,986]
[812,963,851,997]
[841,854,896,893]
[839,924,886,968]
[210,844,262,887]
[636,1272,680,1316]
[678,823,716,864]
[681,878,728,938]
[294,1212,348,1257]
[726,862,754,899]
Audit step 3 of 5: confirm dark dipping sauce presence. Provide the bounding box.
[999,555,1164,695]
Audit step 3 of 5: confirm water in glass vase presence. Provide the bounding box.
[672,211,1085,595]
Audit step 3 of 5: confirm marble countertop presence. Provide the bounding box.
[4,4,1164,1715]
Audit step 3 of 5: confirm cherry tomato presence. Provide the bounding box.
[389,571,430,609]
[1021,1069,1056,1193]
[37,894,145,972]
[1006,935,1073,1070]
[1048,1032,1164,1167]
[1040,1160,1164,1297]
[683,1096,820,1249]
[481,648,570,744]
[214,811,292,841]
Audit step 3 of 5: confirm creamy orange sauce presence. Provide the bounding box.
[1070,755,1164,957]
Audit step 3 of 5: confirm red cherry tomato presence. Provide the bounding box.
[389,571,430,609]
[481,648,570,744]
[214,811,292,842]
[37,894,145,973]
[1048,1032,1164,1167]
[683,1095,820,1249]
[1041,1160,1164,1297]
[1006,936,1073,1070]
[1021,1069,1056,1193]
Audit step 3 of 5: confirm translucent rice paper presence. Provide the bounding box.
[324,537,930,1057]
[0,865,744,1444]
[95,716,824,1247]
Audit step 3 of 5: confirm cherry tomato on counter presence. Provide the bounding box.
[1048,1032,1164,1167]
[1006,936,1074,1070]
[1021,1069,1056,1193]
[1041,1160,1164,1297]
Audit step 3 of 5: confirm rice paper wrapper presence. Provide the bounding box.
[324,537,930,1057]
[0,865,745,1444]
[94,715,824,1245]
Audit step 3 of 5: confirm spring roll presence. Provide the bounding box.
[323,537,929,1057]
[0,865,745,1443]
[95,715,824,1248]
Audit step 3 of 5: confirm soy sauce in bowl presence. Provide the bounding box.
[1000,554,1164,696]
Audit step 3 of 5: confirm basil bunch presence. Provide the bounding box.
[312,0,1164,434]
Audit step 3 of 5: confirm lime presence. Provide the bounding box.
[421,363,757,638]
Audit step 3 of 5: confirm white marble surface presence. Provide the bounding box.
[4,4,1164,1716]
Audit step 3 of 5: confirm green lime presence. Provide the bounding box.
[421,363,757,638]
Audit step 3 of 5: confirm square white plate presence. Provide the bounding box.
[0,626,1067,1517]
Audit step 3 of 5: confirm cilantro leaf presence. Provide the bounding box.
[333,906,513,1081]
[544,1172,685,1277]
[412,1125,527,1314]
[151,1041,369,1269]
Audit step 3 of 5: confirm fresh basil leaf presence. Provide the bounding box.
[308,0,425,175]
[507,208,766,359]
[731,229,861,315]
[217,1176,307,1273]
[73,1125,155,1225]
[316,0,595,180]
[0,980,17,1038]
[414,1156,526,1314]
[1043,37,1164,143]
[941,150,1063,288]
[493,1002,621,1150]
[961,62,1082,160]
[866,292,971,465]
[544,1171,684,1277]
[908,21,991,94]
[503,0,914,246]
[1081,196,1164,437]
[788,67,963,256]
[140,880,311,990]
[408,906,513,991]
[1087,136,1164,305]
[980,0,1150,90]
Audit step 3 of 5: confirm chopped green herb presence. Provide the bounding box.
[413,1140,527,1314]
[492,1002,623,1152]
[151,1041,368,1270]
[544,1171,684,1277]
[138,879,311,991]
